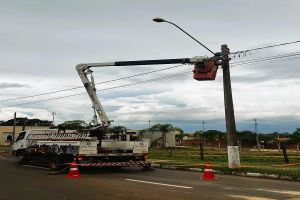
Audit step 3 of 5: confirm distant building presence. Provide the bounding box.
[140,129,179,148]
[182,134,200,146]
[0,126,50,146]
[126,129,140,141]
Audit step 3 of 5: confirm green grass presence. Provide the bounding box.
[149,147,300,179]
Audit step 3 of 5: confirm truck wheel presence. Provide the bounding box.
[19,153,29,164]
[50,157,61,170]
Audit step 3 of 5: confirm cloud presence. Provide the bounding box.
[0,1,300,133]
[0,82,29,89]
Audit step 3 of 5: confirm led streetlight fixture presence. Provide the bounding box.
[153,17,166,23]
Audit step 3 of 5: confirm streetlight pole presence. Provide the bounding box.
[148,120,151,130]
[202,120,205,132]
[153,17,240,168]
[153,18,215,55]
[253,118,260,149]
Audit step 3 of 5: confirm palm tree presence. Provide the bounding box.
[159,124,173,148]
[149,124,162,133]
[149,123,174,148]
[110,126,127,141]
[174,127,184,144]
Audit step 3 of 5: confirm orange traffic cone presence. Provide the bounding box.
[66,161,80,178]
[202,162,215,180]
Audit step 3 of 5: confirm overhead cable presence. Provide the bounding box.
[0,64,187,103]
[2,71,191,108]
[2,52,300,108]
[231,40,300,55]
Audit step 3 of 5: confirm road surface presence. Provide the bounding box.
[1,152,300,200]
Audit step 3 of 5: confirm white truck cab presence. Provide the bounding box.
[12,129,58,156]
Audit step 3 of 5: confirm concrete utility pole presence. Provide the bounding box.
[222,44,240,168]
[202,120,205,132]
[253,118,260,148]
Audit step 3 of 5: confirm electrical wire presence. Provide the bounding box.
[0,64,187,103]
[0,111,10,117]
[2,51,299,104]
[231,40,300,55]
[1,40,299,104]
[1,51,300,108]
[230,52,300,67]
[2,71,191,108]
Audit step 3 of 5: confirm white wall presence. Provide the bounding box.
[141,130,177,147]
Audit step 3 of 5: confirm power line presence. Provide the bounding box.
[231,40,300,55]
[2,71,191,108]
[0,64,187,103]
[0,111,11,117]
[1,39,299,103]
[230,52,300,67]
[2,51,300,104]
[1,51,300,108]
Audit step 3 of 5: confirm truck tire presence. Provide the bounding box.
[19,153,29,165]
[50,156,61,170]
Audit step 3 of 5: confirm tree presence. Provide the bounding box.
[175,128,184,144]
[237,130,256,148]
[110,126,127,141]
[149,124,163,132]
[287,128,300,144]
[204,130,225,143]
[205,130,225,149]
[0,118,52,126]
[149,123,174,148]
[60,120,88,131]
[159,124,173,148]
[194,130,225,148]
[194,131,204,141]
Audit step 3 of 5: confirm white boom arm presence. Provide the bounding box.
[76,63,113,128]
[75,56,207,128]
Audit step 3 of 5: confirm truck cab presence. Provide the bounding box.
[12,129,58,156]
[12,131,27,156]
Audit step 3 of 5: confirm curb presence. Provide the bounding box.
[152,163,300,182]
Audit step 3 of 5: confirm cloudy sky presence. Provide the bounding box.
[0,0,299,133]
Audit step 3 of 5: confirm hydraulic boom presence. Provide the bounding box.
[76,56,209,128]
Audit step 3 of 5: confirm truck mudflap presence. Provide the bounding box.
[79,161,151,167]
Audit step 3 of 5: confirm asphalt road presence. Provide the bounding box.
[1,152,300,200]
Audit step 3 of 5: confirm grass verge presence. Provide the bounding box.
[149,147,300,179]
